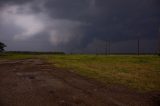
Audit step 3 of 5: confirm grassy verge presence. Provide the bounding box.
[0,53,35,60]
[43,55,160,91]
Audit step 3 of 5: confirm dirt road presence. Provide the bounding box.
[0,59,159,106]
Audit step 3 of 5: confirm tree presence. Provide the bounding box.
[0,42,6,52]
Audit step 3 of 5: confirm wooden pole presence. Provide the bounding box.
[108,40,110,55]
[105,40,108,55]
[137,38,140,55]
[158,33,160,56]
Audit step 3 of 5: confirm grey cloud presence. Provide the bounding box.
[0,0,160,53]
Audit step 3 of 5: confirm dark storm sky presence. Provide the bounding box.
[0,0,160,53]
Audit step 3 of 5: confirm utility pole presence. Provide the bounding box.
[105,40,110,55]
[105,40,108,55]
[137,38,140,55]
[158,32,160,56]
[108,40,110,55]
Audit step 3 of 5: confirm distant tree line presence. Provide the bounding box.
[5,51,65,55]
[1,40,160,56]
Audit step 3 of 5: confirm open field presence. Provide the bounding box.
[42,55,160,91]
[0,53,160,106]
[1,53,160,91]
[0,53,35,60]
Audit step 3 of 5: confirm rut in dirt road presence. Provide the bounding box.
[0,59,158,106]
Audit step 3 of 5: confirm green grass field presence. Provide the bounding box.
[0,53,35,60]
[0,53,160,91]
[43,55,160,91]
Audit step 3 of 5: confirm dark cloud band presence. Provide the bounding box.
[0,0,159,53]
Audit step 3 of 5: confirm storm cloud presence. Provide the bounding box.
[0,0,160,53]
